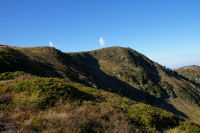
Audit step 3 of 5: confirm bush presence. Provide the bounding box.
[179,121,200,133]
[128,103,179,131]
[11,77,95,109]
[0,71,27,80]
[0,103,6,111]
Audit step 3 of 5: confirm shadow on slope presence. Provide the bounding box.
[0,46,188,118]
[0,46,61,77]
[68,53,188,118]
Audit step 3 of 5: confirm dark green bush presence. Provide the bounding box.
[0,71,27,80]
[179,121,200,133]
[128,103,179,131]
[0,103,6,111]
[11,78,95,108]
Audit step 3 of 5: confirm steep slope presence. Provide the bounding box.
[176,65,200,84]
[0,45,62,77]
[0,45,79,78]
[68,47,200,123]
[1,45,200,124]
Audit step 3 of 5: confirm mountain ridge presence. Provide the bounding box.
[176,65,200,84]
[1,45,200,103]
[1,45,200,132]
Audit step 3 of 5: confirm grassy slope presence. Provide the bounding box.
[68,47,200,123]
[0,45,200,132]
[175,65,200,84]
[0,74,199,133]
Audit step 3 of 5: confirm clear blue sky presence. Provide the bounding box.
[1,0,200,68]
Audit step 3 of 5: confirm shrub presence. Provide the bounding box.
[128,103,179,131]
[0,104,6,111]
[0,71,27,80]
[179,121,200,133]
[0,89,12,111]
[11,77,95,109]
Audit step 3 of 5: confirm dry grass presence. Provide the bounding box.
[164,127,184,133]
[0,75,34,86]
[0,104,141,133]
[169,98,200,125]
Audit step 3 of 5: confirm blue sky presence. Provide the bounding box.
[1,0,200,68]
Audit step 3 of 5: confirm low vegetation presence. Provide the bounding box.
[0,71,200,132]
[10,77,96,109]
[179,121,200,133]
[128,104,179,131]
[0,71,28,80]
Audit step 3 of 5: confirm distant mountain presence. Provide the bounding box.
[176,65,200,84]
[1,45,200,132]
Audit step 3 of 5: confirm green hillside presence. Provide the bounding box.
[1,45,200,132]
[176,65,200,84]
